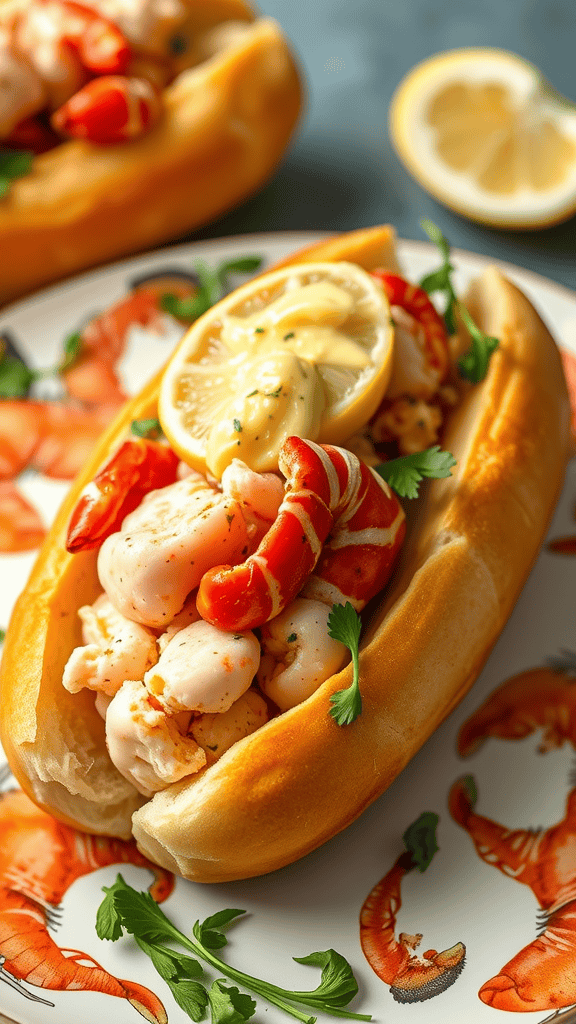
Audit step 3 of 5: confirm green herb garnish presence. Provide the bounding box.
[327,603,363,726]
[374,446,456,499]
[0,148,34,199]
[60,331,83,371]
[419,219,499,382]
[131,417,163,439]
[0,627,5,644]
[96,875,371,1024]
[0,327,85,398]
[161,256,263,322]
[402,812,440,872]
[457,304,500,384]
[0,357,35,398]
[461,774,478,809]
[233,418,243,433]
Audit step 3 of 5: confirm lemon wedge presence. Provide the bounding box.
[158,262,394,478]
[390,48,576,228]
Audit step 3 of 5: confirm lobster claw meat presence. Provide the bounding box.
[52,74,162,143]
[66,438,179,552]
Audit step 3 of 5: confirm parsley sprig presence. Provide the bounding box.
[161,256,263,321]
[419,220,499,383]
[96,875,371,1024]
[327,603,363,726]
[0,148,34,199]
[375,446,456,499]
[0,331,82,399]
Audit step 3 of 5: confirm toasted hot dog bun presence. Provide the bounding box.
[0,226,571,881]
[0,2,302,305]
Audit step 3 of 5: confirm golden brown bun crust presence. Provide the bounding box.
[0,10,302,306]
[0,226,571,877]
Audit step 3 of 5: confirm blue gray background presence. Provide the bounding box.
[190,0,575,289]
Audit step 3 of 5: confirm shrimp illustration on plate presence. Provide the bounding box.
[450,775,576,1016]
[451,651,576,1015]
[0,763,173,1019]
[360,812,466,1004]
[0,270,197,553]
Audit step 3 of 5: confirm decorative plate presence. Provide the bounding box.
[0,232,575,1024]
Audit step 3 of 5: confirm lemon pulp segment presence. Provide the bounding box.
[390,48,576,228]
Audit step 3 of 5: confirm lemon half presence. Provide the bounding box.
[159,262,394,478]
[390,48,576,229]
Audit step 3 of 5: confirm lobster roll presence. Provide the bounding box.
[0,224,571,882]
[0,0,302,305]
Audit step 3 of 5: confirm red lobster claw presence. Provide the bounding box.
[52,75,162,143]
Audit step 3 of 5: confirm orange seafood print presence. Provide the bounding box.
[0,273,195,553]
[450,776,576,1014]
[0,772,174,1020]
[458,651,576,756]
[360,814,466,1004]
[452,651,576,1013]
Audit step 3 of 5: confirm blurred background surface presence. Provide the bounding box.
[189,0,576,288]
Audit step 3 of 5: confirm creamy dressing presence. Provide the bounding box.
[205,350,325,478]
[206,278,376,476]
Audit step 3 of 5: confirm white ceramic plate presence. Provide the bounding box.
[1,232,576,1024]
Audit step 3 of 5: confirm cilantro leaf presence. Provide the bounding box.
[95,881,124,941]
[170,978,210,1021]
[419,220,459,335]
[60,331,83,372]
[161,289,212,321]
[98,874,178,946]
[419,219,499,380]
[135,939,180,981]
[291,951,358,1008]
[0,148,34,198]
[217,256,263,276]
[0,356,35,398]
[137,937,208,1019]
[457,304,500,384]
[96,876,371,1022]
[461,774,478,809]
[374,446,456,499]
[0,628,5,643]
[131,417,163,439]
[0,325,85,398]
[209,980,256,1024]
[327,603,363,726]
[161,255,262,322]
[402,812,439,872]
[194,910,246,951]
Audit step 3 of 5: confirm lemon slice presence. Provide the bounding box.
[158,262,393,478]
[390,48,576,228]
